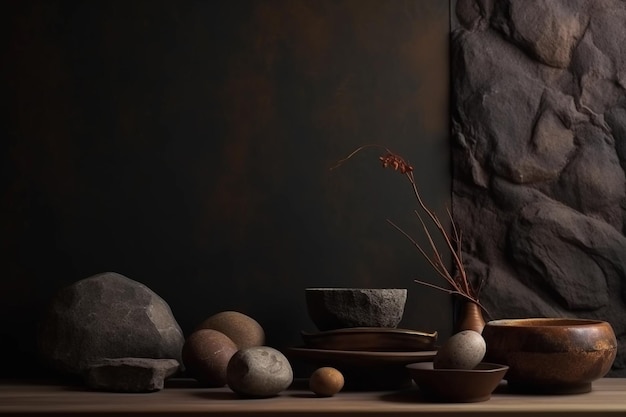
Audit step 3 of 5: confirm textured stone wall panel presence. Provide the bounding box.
[452,0,626,376]
[491,0,589,69]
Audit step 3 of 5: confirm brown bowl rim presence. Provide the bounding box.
[406,362,509,374]
[485,318,609,328]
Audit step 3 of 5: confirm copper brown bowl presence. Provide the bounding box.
[482,318,617,394]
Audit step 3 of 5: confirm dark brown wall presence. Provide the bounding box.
[1,0,450,377]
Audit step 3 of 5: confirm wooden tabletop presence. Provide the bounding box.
[1,378,626,416]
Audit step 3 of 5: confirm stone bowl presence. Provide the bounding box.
[305,288,407,331]
[406,362,509,403]
[482,318,617,394]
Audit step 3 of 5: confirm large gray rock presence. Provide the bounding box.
[85,358,180,392]
[38,272,184,375]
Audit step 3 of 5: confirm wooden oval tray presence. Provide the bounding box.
[285,346,437,390]
[301,327,437,351]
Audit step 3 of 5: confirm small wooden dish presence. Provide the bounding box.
[301,327,437,351]
[406,362,509,403]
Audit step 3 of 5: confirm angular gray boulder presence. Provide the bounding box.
[38,272,184,375]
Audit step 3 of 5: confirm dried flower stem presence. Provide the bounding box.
[332,145,487,314]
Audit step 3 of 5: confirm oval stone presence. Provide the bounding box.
[195,311,265,349]
[227,346,293,397]
[182,329,238,387]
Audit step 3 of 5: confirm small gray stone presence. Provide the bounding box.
[227,346,293,398]
[85,358,180,392]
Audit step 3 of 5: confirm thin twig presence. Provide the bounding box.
[387,219,451,284]
[413,280,489,316]
[411,210,460,291]
[329,144,388,171]
[413,279,476,302]
[446,208,463,262]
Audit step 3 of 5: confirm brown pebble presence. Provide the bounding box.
[195,311,265,349]
[309,367,344,397]
[182,329,238,387]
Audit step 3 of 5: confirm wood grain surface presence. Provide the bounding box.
[1,378,625,416]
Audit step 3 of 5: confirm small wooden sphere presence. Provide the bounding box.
[309,367,344,397]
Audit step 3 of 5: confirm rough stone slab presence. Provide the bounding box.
[85,358,180,392]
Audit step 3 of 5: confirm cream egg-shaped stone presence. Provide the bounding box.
[433,330,486,370]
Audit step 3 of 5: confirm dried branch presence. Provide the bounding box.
[332,145,488,315]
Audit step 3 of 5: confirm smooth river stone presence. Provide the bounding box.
[227,346,293,397]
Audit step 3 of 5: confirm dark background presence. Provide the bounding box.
[1,0,451,378]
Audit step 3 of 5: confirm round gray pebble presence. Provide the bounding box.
[433,330,486,370]
[227,346,293,397]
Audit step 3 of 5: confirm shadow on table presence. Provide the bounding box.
[377,388,420,403]
[189,391,241,400]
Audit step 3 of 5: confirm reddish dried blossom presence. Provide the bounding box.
[379,153,414,174]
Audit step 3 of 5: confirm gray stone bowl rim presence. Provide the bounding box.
[305,288,407,292]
